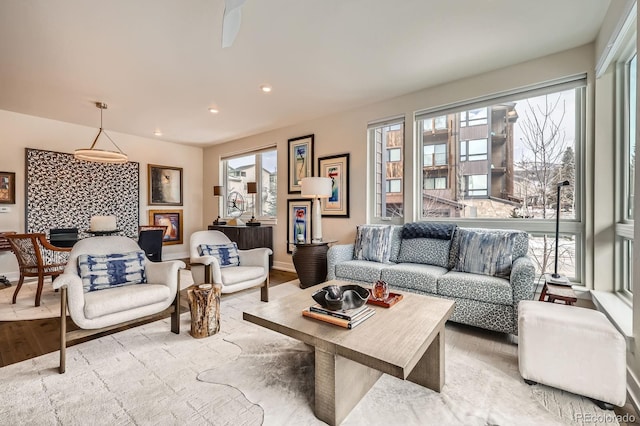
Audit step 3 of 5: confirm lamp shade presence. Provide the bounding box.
[213,185,224,196]
[247,182,258,194]
[301,177,332,198]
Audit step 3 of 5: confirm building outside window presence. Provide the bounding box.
[368,119,405,221]
[222,148,277,219]
[413,78,585,280]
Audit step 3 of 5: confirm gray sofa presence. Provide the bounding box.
[326,223,536,334]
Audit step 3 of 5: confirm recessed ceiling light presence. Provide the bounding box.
[260,84,272,93]
[154,130,163,137]
[208,107,219,114]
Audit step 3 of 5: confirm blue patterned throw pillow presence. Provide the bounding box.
[78,250,147,292]
[354,225,392,263]
[198,242,240,268]
[454,229,517,279]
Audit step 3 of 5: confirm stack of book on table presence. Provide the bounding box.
[302,303,375,329]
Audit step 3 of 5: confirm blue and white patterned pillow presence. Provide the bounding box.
[354,225,392,263]
[78,250,147,293]
[198,242,240,267]
[454,229,517,279]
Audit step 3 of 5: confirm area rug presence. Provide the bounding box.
[0,283,618,425]
[0,269,195,321]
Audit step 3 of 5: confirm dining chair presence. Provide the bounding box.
[137,228,165,262]
[5,233,72,306]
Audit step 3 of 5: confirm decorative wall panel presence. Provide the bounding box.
[26,149,139,238]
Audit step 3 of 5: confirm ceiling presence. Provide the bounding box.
[0,0,610,147]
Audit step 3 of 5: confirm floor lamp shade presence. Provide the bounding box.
[301,177,332,242]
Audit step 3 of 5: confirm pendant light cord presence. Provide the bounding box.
[87,103,126,154]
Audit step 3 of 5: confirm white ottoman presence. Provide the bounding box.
[518,300,626,407]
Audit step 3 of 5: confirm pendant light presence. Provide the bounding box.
[74,102,128,164]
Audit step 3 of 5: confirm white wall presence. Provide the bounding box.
[0,109,203,279]
[203,44,595,271]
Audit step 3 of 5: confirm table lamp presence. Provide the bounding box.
[246,182,261,226]
[301,177,332,242]
[213,186,226,225]
[546,180,570,285]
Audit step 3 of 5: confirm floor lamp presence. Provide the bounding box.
[301,177,332,243]
[213,186,226,225]
[546,180,570,285]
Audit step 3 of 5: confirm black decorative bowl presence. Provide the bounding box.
[312,284,370,311]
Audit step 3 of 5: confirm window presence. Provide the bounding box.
[423,115,447,133]
[460,108,488,127]
[615,35,636,294]
[424,143,447,166]
[387,148,401,162]
[460,139,488,162]
[386,179,402,193]
[414,76,586,280]
[222,148,277,219]
[424,176,447,189]
[464,174,488,196]
[368,119,404,221]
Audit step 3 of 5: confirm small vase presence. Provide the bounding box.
[372,280,389,301]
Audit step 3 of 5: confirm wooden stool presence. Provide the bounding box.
[187,283,222,338]
[538,282,577,305]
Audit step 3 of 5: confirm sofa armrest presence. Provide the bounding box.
[510,256,536,305]
[190,256,222,283]
[145,260,185,295]
[327,244,354,280]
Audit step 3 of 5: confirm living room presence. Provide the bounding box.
[0,0,638,424]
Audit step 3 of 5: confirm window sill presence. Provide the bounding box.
[591,290,634,351]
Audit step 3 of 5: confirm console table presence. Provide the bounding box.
[208,225,273,269]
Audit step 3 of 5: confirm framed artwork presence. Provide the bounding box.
[0,172,15,204]
[286,199,312,254]
[148,209,183,245]
[287,134,314,193]
[148,164,183,206]
[318,153,350,217]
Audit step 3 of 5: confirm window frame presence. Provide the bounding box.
[222,147,278,222]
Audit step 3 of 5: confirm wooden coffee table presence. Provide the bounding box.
[243,280,455,425]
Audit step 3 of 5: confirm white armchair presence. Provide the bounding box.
[190,230,271,302]
[52,236,185,373]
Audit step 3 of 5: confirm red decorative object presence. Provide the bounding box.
[367,292,403,308]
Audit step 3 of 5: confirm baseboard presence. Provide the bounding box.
[164,251,189,261]
[627,366,640,415]
[273,261,295,273]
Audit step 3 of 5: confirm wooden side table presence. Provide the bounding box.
[539,282,577,305]
[292,241,335,289]
[187,283,222,338]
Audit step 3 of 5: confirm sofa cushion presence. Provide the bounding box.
[402,222,456,240]
[335,260,386,283]
[381,263,447,294]
[198,242,240,267]
[397,238,452,268]
[454,229,517,279]
[83,283,170,319]
[78,250,147,293]
[438,271,513,305]
[354,225,392,263]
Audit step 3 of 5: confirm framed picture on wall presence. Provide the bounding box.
[286,199,312,253]
[287,134,314,193]
[0,172,15,204]
[148,164,183,206]
[318,153,350,217]
[148,209,183,245]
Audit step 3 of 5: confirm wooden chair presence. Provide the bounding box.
[4,233,71,306]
